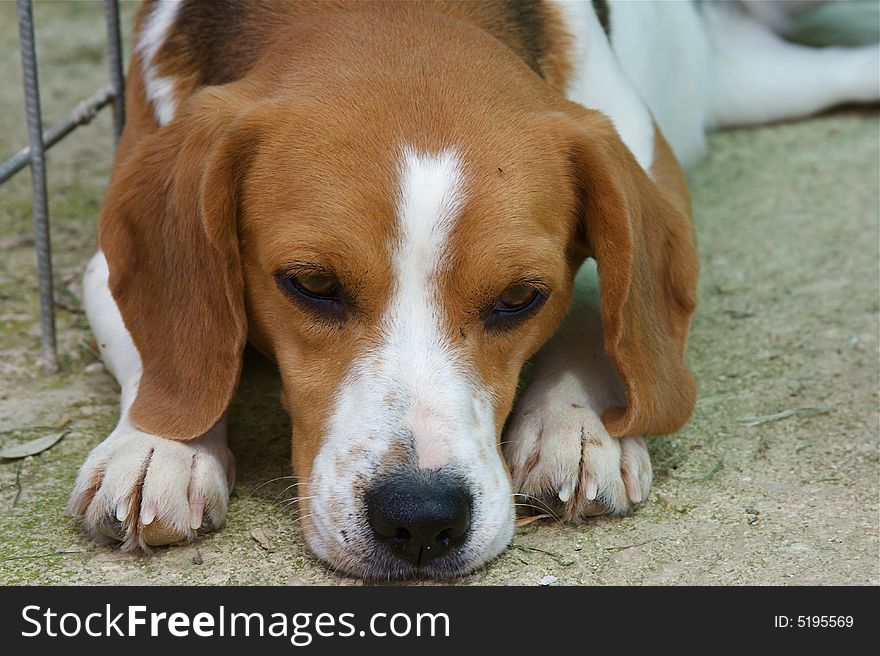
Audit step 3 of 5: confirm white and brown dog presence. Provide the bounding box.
[69,0,878,579]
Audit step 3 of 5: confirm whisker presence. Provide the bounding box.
[278,496,316,511]
[272,481,311,504]
[513,502,554,512]
[511,493,562,522]
[512,492,549,502]
[251,475,297,495]
[291,513,313,527]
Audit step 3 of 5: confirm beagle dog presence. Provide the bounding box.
[68,0,879,579]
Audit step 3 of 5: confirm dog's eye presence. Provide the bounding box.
[496,284,538,312]
[289,271,339,299]
[485,283,546,331]
[275,269,346,321]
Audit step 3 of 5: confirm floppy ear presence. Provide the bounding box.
[556,105,699,437]
[99,89,258,439]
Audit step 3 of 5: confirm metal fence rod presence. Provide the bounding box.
[0,85,115,185]
[104,0,125,144]
[16,0,56,372]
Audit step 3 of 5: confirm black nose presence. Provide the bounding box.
[366,469,472,568]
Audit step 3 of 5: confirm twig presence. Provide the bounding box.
[671,457,724,482]
[605,539,656,552]
[13,459,24,507]
[78,340,102,360]
[1,550,82,562]
[509,543,575,567]
[53,284,83,314]
[739,407,830,427]
[724,309,755,319]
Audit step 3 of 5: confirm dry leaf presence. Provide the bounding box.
[515,513,550,527]
[0,431,68,459]
[250,528,274,552]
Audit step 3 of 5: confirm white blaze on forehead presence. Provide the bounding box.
[392,147,467,469]
[396,147,466,273]
[137,0,181,126]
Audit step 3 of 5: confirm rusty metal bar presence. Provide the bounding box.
[16,0,57,372]
[2,1,126,372]
[104,0,125,144]
[0,85,115,185]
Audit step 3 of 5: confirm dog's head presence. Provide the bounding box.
[101,25,697,578]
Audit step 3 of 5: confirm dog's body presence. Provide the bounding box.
[69,0,878,578]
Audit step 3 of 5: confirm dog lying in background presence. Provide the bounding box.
[69,0,878,579]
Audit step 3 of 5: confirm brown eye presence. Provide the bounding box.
[274,268,346,323]
[495,284,538,311]
[292,271,338,299]
[485,282,547,331]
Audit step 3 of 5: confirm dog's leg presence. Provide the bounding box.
[702,2,879,128]
[68,251,235,551]
[504,260,652,520]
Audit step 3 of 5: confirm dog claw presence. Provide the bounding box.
[189,500,205,530]
[584,474,599,501]
[557,481,575,503]
[623,470,642,503]
[115,499,129,522]
[141,500,158,525]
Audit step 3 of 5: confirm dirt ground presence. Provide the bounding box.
[0,2,877,586]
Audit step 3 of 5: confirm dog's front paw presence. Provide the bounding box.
[68,421,234,551]
[504,381,652,521]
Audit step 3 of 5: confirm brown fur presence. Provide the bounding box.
[102,1,698,492]
[554,106,699,436]
[100,88,262,438]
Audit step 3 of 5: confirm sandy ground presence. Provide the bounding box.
[0,2,877,586]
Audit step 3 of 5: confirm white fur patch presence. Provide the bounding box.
[393,147,467,471]
[305,147,514,576]
[605,0,710,169]
[137,0,181,126]
[551,0,657,170]
[701,2,880,129]
[82,251,143,413]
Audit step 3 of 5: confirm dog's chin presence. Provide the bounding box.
[350,545,488,582]
[301,517,513,582]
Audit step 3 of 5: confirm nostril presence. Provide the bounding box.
[435,528,456,548]
[391,527,411,544]
[371,519,401,540]
[439,506,470,540]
